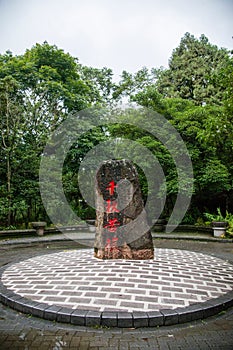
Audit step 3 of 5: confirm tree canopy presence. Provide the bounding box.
[156,33,229,106]
[0,34,232,228]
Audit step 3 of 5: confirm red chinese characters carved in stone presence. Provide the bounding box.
[105,237,118,249]
[105,199,119,214]
[106,180,117,196]
[104,218,120,232]
[94,159,154,259]
[105,237,119,258]
[104,181,120,233]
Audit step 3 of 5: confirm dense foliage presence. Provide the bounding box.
[0,34,232,228]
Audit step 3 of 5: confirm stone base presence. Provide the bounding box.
[94,246,154,260]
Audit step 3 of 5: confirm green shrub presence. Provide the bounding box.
[225,212,233,237]
[204,208,226,223]
[204,208,233,237]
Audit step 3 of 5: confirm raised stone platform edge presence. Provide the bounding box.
[0,264,233,328]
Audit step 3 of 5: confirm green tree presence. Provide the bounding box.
[80,66,115,105]
[157,33,230,105]
[0,76,25,225]
[131,86,233,219]
[0,43,114,227]
[113,67,162,101]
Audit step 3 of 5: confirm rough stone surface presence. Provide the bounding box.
[94,159,154,259]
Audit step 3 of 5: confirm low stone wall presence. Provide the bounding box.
[167,225,212,233]
[0,225,88,238]
[0,229,37,236]
[0,224,212,238]
[152,224,212,233]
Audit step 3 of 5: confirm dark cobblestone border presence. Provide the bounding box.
[1,263,233,328]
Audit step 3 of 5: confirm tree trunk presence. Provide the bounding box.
[6,153,12,226]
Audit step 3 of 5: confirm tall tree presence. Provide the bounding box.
[0,43,115,227]
[157,33,230,105]
[112,67,162,101]
[0,76,25,225]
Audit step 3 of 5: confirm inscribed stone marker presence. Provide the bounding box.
[94,159,154,259]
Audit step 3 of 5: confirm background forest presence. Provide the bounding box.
[0,33,232,229]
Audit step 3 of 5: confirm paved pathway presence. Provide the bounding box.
[2,249,233,312]
[0,238,233,349]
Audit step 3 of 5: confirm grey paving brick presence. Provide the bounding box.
[102,311,118,327]
[135,295,159,303]
[69,297,92,303]
[115,283,135,287]
[202,300,223,318]
[70,309,87,325]
[174,282,194,288]
[120,301,146,309]
[77,286,97,291]
[150,290,171,297]
[84,291,106,297]
[161,309,179,325]
[19,299,36,315]
[132,311,149,328]
[85,310,102,326]
[128,278,148,283]
[92,281,111,285]
[178,303,204,323]
[56,307,72,323]
[162,298,186,305]
[117,312,133,328]
[147,310,164,326]
[174,293,198,300]
[32,303,47,318]
[125,288,145,294]
[109,293,129,300]
[60,291,83,296]
[44,296,67,302]
[186,289,209,295]
[44,305,62,321]
[34,285,55,289]
[95,298,117,306]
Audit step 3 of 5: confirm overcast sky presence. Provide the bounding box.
[0,0,232,79]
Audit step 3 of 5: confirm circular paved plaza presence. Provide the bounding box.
[1,248,233,327]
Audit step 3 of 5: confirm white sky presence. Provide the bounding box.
[0,0,232,80]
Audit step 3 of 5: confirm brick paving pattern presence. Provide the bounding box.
[0,239,233,349]
[2,248,233,313]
